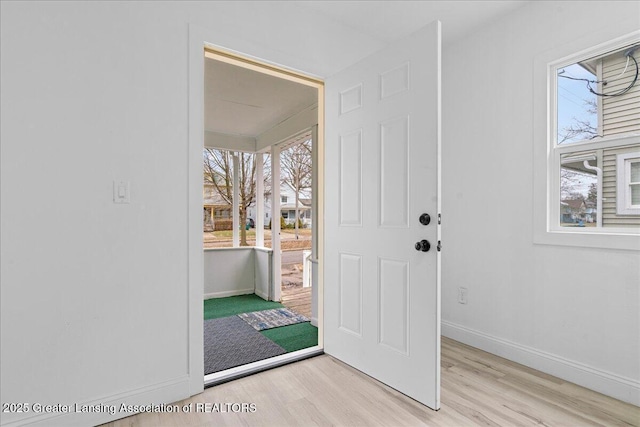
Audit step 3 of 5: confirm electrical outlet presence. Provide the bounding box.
[458,287,468,304]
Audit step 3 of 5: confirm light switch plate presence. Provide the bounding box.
[458,287,468,304]
[113,181,130,204]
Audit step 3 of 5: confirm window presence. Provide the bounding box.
[534,31,640,250]
[559,152,599,227]
[550,37,640,232]
[281,195,288,203]
[617,152,640,215]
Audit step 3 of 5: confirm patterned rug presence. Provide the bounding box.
[238,308,309,331]
[203,316,286,375]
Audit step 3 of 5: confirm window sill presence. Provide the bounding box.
[533,228,640,251]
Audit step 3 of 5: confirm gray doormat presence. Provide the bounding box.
[204,316,286,375]
[238,308,309,331]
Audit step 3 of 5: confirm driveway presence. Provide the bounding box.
[281,249,306,265]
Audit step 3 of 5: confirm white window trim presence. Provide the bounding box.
[533,29,640,251]
[617,152,640,215]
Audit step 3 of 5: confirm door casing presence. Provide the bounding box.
[188,23,440,406]
[189,24,325,393]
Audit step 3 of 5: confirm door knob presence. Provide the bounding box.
[419,213,431,225]
[415,240,431,252]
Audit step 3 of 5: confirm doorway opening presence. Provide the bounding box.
[200,47,324,385]
[278,133,314,321]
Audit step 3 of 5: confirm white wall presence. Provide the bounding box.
[254,248,273,301]
[441,1,640,405]
[2,1,638,425]
[203,248,255,299]
[202,248,272,300]
[0,2,376,426]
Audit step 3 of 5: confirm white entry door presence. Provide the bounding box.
[324,21,441,409]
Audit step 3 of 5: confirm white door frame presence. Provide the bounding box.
[271,143,282,302]
[188,24,324,394]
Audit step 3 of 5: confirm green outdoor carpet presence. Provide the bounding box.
[204,294,283,320]
[260,322,318,352]
[203,294,318,352]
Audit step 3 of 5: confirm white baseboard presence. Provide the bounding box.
[310,317,318,327]
[442,320,640,406]
[2,376,190,427]
[203,288,254,300]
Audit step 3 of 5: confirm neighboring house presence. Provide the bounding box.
[245,186,312,228]
[278,189,312,226]
[602,145,639,227]
[584,200,597,223]
[561,199,596,224]
[280,200,311,226]
[599,52,640,137]
[572,48,640,228]
[599,46,640,227]
[244,202,269,228]
[205,183,312,230]
[203,183,231,231]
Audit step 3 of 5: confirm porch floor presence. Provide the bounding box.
[281,284,312,319]
[203,293,317,374]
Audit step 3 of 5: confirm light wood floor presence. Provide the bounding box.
[102,337,639,427]
[281,285,312,319]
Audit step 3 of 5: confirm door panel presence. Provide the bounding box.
[380,115,409,227]
[339,130,362,226]
[325,21,441,409]
[338,253,362,335]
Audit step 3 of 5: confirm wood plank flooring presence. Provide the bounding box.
[102,337,639,427]
[281,286,312,319]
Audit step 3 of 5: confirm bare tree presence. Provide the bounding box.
[204,149,270,246]
[587,182,598,204]
[560,168,585,199]
[558,99,599,143]
[280,139,312,239]
[559,98,599,200]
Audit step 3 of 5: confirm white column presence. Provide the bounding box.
[311,126,319,259]
[232,152,240,248]
[271,144,281,302]
[310,125,319,326]
[256,153,265,247]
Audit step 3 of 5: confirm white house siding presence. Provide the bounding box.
[246,186,312,227]
[601,51,640,137]
[602,144,640,227]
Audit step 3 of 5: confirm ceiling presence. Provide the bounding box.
[205,58,317,139]
[204,1,529,149]
[296,1,529,47]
